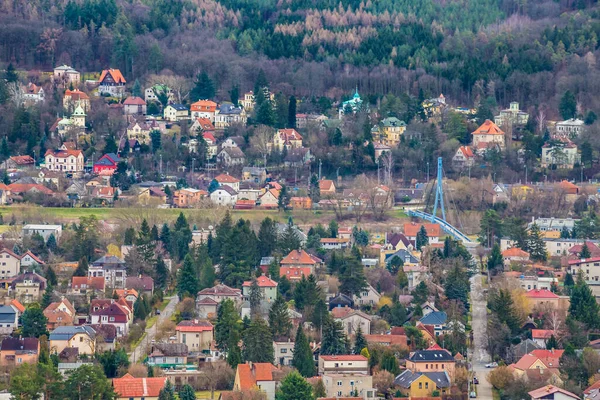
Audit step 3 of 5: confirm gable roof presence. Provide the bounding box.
[9,155,34,165]
[176,320,213,332]
[531,329,555,340]
[528,385,579,400]
[502,247,530,258]
[394,370,450,389]
[45,298,76,316]
[387,233,411,248]
[319,180,335,191]
[280,249,318,266]
[472,119,505,136]
[242,275,278,288]
[525,289,559,299]
[0,337,38,352]
[236,363,277,390]
[112,374,166,398]
[364,334,408,347]
[404,222,441,237]
[197,284,241,297]
[123,96,145,105]
[457,146,475,158]
[408,349,454,362]
[419,311,448,325]
[99,69,126,84]
[64,89,89,100]
[10,299,25,313]
[215,174,240,184]
[49,325,95,341]
[72,276,105,291]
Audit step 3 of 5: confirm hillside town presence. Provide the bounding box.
[1,58,600,400]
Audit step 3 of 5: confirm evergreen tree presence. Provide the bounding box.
[580,242,592,258]
[294,274,321,311]
[134,295,148,320]
[311,298,328,331]
[292,327,315,377]
[132,79,142,97]
[559,90,577,120]
[329,220,338,238]
[389,298,408,326]
[155,256,169,289]
[353,326,367,354]
[339,256,368,296]
[444,263,469,307]
[564,272,575,288]
[313,378,327,398]
[215,299,240,352]
[242,317,274,363]
[73,257,89,277]
[411,281,429,305]
[229,85,240,107]
[416,225,428,250]
[0,137,9,160]
[380,350,400,374]
[21,306,49,338]
[287,96,297,129]
[178,384,196,400]
[278,185,290,210]
[309,175,321,203]
[199,260,216,290]
[487,244,503,274]
[488,289,520,333]
[41,285,53,309]
[45,266,57,287]
[569,273,600,329]
[46,234,57,253]
[560,226,571,239]
[191,71,215,101]
[269,295,292,340]
[258,217,277,257]
[104,135,118,154]
[527,224,547,262]
[546,335,559,350]
[124,227,136,245]
[249,278,263,316]
[226,339,242,369]
[158,380,176,400]
[5,63,18,82]
[320,317,347,355]
[275,371,313,400]
[150,129,161,152]
[177,254,199,298]
[159,224,172,254]
[279,223,301,254]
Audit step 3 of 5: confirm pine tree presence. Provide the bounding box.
[151,225,159,241]
[5,63,18,82]
[329,220,338,238]
[287,96,297,129]
[229,85,240,106]
[487,244,503,274]
[269,295,292,340]
[41,285,53,309]
[416,225,429,250]
[21,306,49,338]
[0,137,9,160]
[242,317,274,363]
[353,326,367,354]
[560,226,571,239]
[199,260,216,290]
[444,263,469,307]
[46,234,57,253]
[124,227,136,245]
[546,335,559,350]
[159,380,176,400]
[313,379,326,398]
[320,317,347,355]
[569,273,600,329]
[339,256,368,296]
[45,266,57,287]
[580,242,592,258]
[559,90,577,120]
[215,299,240,352]
[155,256,169,289]
[132,79,142,97]
[258,217,277,257]
[159,224,172,254]
[292,327,315,377]
[249,278,263,315]
[226,339,242,369]
[134,296,148,320]
[191,71,215,101]
[412,281,429,305]
[279,223,300,254]
[178,384,196,400]
[527,224,547,262]
[73,257,89,277]
[380,350,400,374]
[177,254,199,298]
[275,371,313,400]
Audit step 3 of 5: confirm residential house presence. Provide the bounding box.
[273,341,294,367]
[138,187,167,205]
[98,69,126,97]
[405,348,456,380]
[331,306,372,335]
[93,153,122,175]
[471,119,506,152]
[242,167,267,185]
[147,343,188,367]
[190,117,215,133]
[403,222,441,244]
[529,385,579,400]
[542,139,579,168]
[394,370,451,397]
[353,283,381,307]
[173,188,206,208]
[517,275,557,291]
[418,311,458,336]
[584,380,600,400]
[210,185,238,206]
[280,249,321,279]
[214,103,247,129]
[89,299,132,336]
[319,179,336,195]
[319,355,373,398]
[113,288,138,303]
[0,306,18,334]
[70,276,105,296]
[290,196,312,210]
[318,354,368,375]
[338,89,363,118]
[269,129,303,152]
[112,374,166,400]
[233,363,279,400]
[203,132,218,158]
[196,284,242,318]
[0,248,21,279]
[49,325,96,355]
[242,275,278,302]
[44,298,76,330]
[144,84,173,103]
[214,174,240,191]
[63,89,90,111]
[22,83,44,103]
[11,272,47,304]
[0,337,39,366]
[44,149,84,174]
[163,104,189,122]
[176,320,213,354]
[125,276,154,296]
[502,247,531,267]
[284,147,311,167]
[373,117,406,147]
[364,334,408,348]
[258,188,279,208]
[494,102,529,127]
[217,147,246,166]
[54,65,80,86]
[20,250,44,268]
[9,183,53,196]
[524,289,564,311]
[88,255,127,289]
[2,155,35,170]
[190,100,218,121]
[89,324,117,352]
[126,121,154,145]
[532,330,556,348]
[374,142,392,159]
[123,97,147,115]
[556,119,585,138]
[320,238,350,250]
[510,350,564,381]
[453,146,475,168]
[222,136,245,149]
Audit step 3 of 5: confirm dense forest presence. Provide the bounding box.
[1,0,600,114]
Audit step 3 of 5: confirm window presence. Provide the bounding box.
[425,364,428,369]
[337,392,342,397]
[281,349,287,353]
[80,337,84,342]
[337,381,343,386]
[419,383,422,389]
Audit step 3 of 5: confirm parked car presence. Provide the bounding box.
[485,362,498,368]
[470,391,477,398]
[473,377,479,384]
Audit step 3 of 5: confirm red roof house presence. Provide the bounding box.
[112,374,166,400]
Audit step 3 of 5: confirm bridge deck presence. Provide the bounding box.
[407,210,473,243]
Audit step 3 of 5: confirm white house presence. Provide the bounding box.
[44,149,84,174]
[163,104,189,122]
[541,139,579,169]
[353,283,381,307]
[556,118,585,138]
[210,186,238,206]
[22,224,62,242]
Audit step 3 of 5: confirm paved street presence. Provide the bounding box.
[129,296,179,364]
[470,274,494,400]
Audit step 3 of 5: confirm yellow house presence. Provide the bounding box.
[405,349,456,381]
[49,326,96,355]
[377,117,406,147]
[394,370,451,397]
[126,121,152,145]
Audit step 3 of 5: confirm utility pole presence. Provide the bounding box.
[377,159,380,185]
[427,161,430,182]
[318,159,322,180]
[159,154,163,176]
[191,158,195,185]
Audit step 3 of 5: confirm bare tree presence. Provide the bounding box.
[147,73,190,104]
[249,125,275,167]
[381,151,394,185]
[535,107,547,135]
[369,185,394,221]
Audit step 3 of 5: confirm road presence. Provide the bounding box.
[470,273,494,400]
[129,296,179,364]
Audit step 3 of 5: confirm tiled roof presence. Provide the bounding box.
[277,128,303,141]
[72,276,105,291]
[242,275,278,288]
[364,334,408,347]
[125,276,154,291]
[176,320,213,332]
[197,284,241,297]
[472,119,505,136]
[64,89,89,100]
[45,298,76,316]
[528,385,578,400]
[502,247,530,258]
[236,363,277,390]
[404,222,441,237]
[8,183,53,195]
[320,355,367,361]
[45,149,83,159]
[112,374,166,398]
[525,289,559,299]
[215,173,240,183]
[190,100,217,112]
[387,233,411,248]
[10,299,25,313]
[9,155,34,165]
[21,250,44,264]
[279,267,312,280]
[281,249,318,266]
[88,324,117,342]
[458,146,475,158]
[0,248,20,259]
[0,337,38,351]
[531,329,555,339]
[114,288,138,299]
[99,69,126,84]
[530,349,563,367]
[319,180,334,191]
[123,96,146,105]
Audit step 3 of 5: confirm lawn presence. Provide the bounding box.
[146,316,158,329]
[195,391,221,399]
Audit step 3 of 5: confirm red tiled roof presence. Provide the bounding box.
[472,119,505,136]
[114,288,138,299]
[320,355,367,361]
[242,275,278,288]
[195,117,215,130]
[236,363,276,390]
[585,379,600,395]
[530,349,564,367]
[203,132,216,143]
[197,284,241,297]
[65,89,89,100]
[123,96,145,105]
[502,247,530,258]
[190,100,217,112]
[279,267,312,280]
[319,180,334,191]
[277,128,303,141]
[364,334,408,347]
[176,320,213,332]
[45,149,83,158]
[525,289,559,299]
[280,249,318,266]
[8,183,53,195]
[0,248,20,259]
[10,299,25,313]
[215,174,240,183]
[21,250,44,264]
[112,374,166,398]
[458,146,475,158]
[72,276,105,291]
[528,385,578,400]
[99,69,126,84]
[9,155,34,165]
[404,222,441,237]
[531,329,555,339]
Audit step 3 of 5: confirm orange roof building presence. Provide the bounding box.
[112,374,166,400]
[319,179,336,194]
[558,180,579,195]
[280,249,322,270]
[403,222,441,238]
[233,363,277,392]
[215,174,240,184]
[472,119,505,151]
[191,100,217,113]
[528,385,578,400]
[98,69,126,98]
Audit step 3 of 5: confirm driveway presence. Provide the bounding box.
[470,274,494,400]
[129,296,178,364]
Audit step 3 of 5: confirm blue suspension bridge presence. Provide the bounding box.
[406,157,473,243]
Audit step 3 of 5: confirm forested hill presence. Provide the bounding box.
[1,0,600,109]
